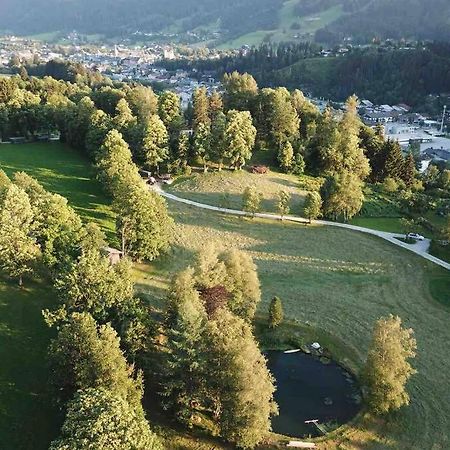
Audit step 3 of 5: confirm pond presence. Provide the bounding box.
[266,350,361,438]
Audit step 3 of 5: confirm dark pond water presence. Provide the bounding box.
[266,351,361,438]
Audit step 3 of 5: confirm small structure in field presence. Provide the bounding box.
[157,173,173,185]
[102,247,123,265]
[250,165,269,174]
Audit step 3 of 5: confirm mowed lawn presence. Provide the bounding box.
[137,200,450,450]
[0,142,115,240]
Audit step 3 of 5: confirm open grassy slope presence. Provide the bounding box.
[0,144,449,449]
[219,1,344,48]
[168,170,308,214]
[0,142,115,240]
[0,142,117,449]
[139,200,450,449]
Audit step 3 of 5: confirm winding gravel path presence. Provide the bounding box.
[154,185,450,271]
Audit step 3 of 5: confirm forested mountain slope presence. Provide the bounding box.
[1,0,449,44]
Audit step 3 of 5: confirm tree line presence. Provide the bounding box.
[162,42,450,107]
[1,69,434,223]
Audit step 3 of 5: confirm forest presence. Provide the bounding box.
[162,42,450,107]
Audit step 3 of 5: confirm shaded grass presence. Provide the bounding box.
[0,142,116,242]
[138,200,450,449]
[0,275,61,450]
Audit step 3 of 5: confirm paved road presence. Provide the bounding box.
[154,185,450,271]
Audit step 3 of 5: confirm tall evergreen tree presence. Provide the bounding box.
[192,87,211,131]
[161,268,208,426]
[209,91,223,119]
[382,139,405,181]
[402,152,416,188]
[204,309,277,449]
[142,114,169,174]
[268,296,284,329]
[193,122,211,172]
[210,110,227,170]
[220,249,261,322]
[325,96,370,180]
[97,129,140,194]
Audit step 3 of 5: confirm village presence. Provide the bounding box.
[1,34,450,167]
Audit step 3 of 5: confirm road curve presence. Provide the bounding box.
[154,185,450,271]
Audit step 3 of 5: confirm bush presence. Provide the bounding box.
[382,177,399,193]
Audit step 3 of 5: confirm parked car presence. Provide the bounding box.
[407,232,425,241]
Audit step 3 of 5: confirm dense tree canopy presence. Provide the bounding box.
[49,387,162,450]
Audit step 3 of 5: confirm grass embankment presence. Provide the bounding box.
[0,142,116,240]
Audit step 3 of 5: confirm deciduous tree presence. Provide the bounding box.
[0,184,39,285]
[49,387,162,450]
[364,315,417,415]
[277,190,291,219]
[204,309,277,449]
[303,191,322,223]
[225,110,256,169]
[242,185,262,217]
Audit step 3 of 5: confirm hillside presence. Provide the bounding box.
[317,0,450,44]
[1,0,450,45]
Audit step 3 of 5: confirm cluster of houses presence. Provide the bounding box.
[355,99,450,165]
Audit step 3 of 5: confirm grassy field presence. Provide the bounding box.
[168,170,308,214]
[138,200,450,449]
[0,142,116,241]
[1,145,449,449]
[0,142,116,449]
